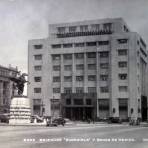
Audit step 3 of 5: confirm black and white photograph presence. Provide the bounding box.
[0,0,148,148]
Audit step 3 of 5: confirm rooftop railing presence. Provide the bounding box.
[56,30,112,38]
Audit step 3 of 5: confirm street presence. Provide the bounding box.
[0,124,148,148]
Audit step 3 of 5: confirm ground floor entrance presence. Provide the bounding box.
[64,107,94,121]
[141,95,147,121]
[119,99,128,120]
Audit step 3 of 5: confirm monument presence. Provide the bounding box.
[9,72,31,124]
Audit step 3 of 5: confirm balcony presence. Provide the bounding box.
[56,30,112,38]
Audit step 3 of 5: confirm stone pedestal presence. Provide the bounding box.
[9,96,31,124]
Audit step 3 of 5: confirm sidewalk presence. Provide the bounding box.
[0,121,147,127]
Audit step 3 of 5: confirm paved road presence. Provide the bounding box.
[0,124,148,148]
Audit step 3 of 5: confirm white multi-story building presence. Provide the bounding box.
[28,18,148,121]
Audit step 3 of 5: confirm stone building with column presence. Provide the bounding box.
[28,18,148,121]
[0,65,18,114]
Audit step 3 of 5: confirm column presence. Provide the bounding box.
[60,54,64,93]
[84,53,87,93]
[96,51,99,117]
[0,81,3,106]
[5,82,11,105]
[72,53,75,93]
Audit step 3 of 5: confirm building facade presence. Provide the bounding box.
[0,65,18,114]
[28,18,148,121]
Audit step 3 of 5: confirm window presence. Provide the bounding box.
[80,25,88,32]
[103,23,112,30]
[88,64,96,70]
[118,74,127,80]
[52,44,61,49]
[64,76,72,82]
[34,77,42,82]
[98,99,109,110]
[33,99,41,105]
[87,52,96,58]
[51,99,60,110]
[57,27,66,33]
[66,99,71,105]
[52,54,60,61]
[34,88,41,93]
[118,61,127,68]
[76,64,84,70]
[100,51,109,58]
[118,49,127,56]
[100,75,108,81]
[86,42,97,46]
[137,51,140,56]
[33,105,40,111]
[64,65,72,71]
[75,53,84,59]
[34,44,43,49]
[63,43,73,48]
[53,65,60,71]
[119,86,128,92]
[34,54,42,60]
[76,76,84,81]
[91,24,100,31]
[69,26,77,32]
[140,48,147,57]
[98,41,109,45]
[124,25,129,32]
[74,43,85,47]
[88,75,96,81]
[100,63,109,69]
[63,54,72,60]
[88,87,96,93]
[53,88,60,93]
[100,87,109,93]
[76,87,83,93]
[86,99,92,105]
[34,65,42,71]
[64,87,72,94]
[117,39,128,44]
[119,99,128,111]
[53,76,60,82]
[74,99,83,105]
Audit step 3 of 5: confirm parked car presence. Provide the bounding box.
[0,114,9,123]
[46,120,58,127]
[107,117,122,124]
[46,117,66,127]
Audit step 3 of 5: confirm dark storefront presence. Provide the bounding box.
[141,95,147,121]
[61,93,97,121]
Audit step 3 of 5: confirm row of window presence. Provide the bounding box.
[51,41,109,49]
[34,61,127,72]
[51,39,128,49]
[58,39,127,47]
[52,86,128,93]
[34,85,128,94]
[33,49,127,61]
[52,62,126,71]
[52,52,108,60]
[34,73,127,83]
[52,50,127,60]
[57,23,112,34]
[51,73,127,82]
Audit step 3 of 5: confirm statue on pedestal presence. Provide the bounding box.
[10,72,29,96]
[9,72,31,124]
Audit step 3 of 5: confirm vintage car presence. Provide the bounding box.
[46,117,66,127]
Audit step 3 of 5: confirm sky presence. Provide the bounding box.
[0,0,148,73]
